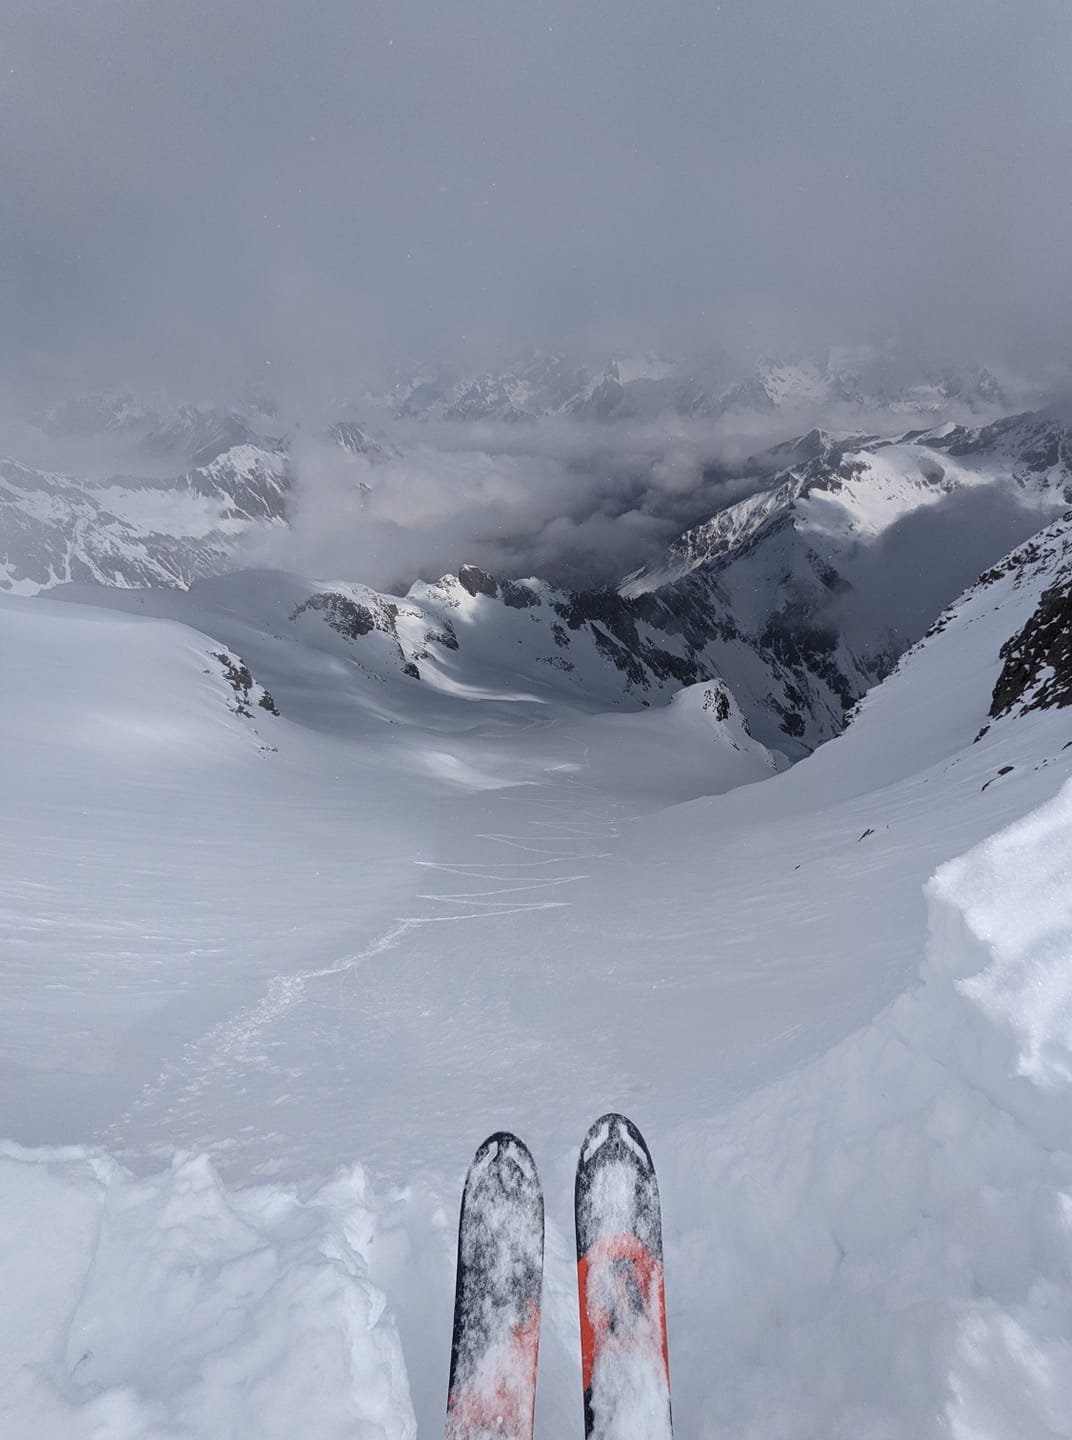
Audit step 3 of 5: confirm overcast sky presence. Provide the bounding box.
[3,0,1070,397]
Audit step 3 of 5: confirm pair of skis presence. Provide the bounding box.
[444,1113,672,1440]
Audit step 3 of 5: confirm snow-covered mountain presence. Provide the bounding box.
[0,413,403,594]
[380,346,1014,426]
[46,565,771,789]
[737,347,1009,419]
[327,420,395,462]
[7,405,1070,763]
[0,444,289,593]
[3,482,1072,1438]
[622,411,1072,751]
[33,393,283,468]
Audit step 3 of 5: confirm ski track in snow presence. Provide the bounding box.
[80,725,1072,1438]
[104,760,626,1179]
[7,560,1072,1439]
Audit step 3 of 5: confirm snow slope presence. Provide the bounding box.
[7,403,1068,773]
[623,413,1072,753]
[2,511,1072,1437]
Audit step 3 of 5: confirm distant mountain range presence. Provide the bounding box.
[378,346,1012,425]
[0,408,398,593]
[0,445,289,592]
[8,377,1069,759]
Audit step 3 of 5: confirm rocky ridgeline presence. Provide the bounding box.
[7,401,1072,758]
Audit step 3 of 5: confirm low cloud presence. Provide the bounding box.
[4,2,1072,400]
[244,367,1033,592]
[246,411,831,591]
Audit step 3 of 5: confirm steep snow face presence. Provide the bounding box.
[11,414,1065,768]
[621,417,1072,754]
[631,416,1072,595]
[0,445,289,594]
[844,509,1072,777]
[45,566,779,785]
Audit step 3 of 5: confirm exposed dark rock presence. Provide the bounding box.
[212,651,278,718]
[702,686,731,722]
[501,579,542,609]
[291,589,431,680]
[458,565,499,599]
[590,625,650,689]
[425,621,459,651]
[981,766,1015,792]
[990,577,1072,718]
[292,592,390,639]
[976,540,1043,590]
[817,562,850,593]
[760,609,855,714]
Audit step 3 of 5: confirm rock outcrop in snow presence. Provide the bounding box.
[5,396,1072,762]
[624,415,1072,752]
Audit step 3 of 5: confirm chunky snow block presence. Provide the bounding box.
[445,1132,544,1440]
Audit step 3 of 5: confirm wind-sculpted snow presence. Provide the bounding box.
[0,1147,415,1440]
[659,783,1072,1439]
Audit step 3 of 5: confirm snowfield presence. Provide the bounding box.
[2,512,1072,1437]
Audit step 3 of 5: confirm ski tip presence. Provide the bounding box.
[578,1112,655,1172]
[468,1130,540,1187]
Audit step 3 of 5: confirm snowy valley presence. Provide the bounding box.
[2,392,1072,1439]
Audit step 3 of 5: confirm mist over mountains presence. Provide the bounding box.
[5,1,1072,401]
[5,343,1070,758]
[2,340,1053,594]
[8,6,1072,1436]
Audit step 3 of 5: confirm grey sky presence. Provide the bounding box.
[3,0,1070,395]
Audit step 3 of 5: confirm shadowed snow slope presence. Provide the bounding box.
[623,414,1072,754]
[2,514,1072,1437]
